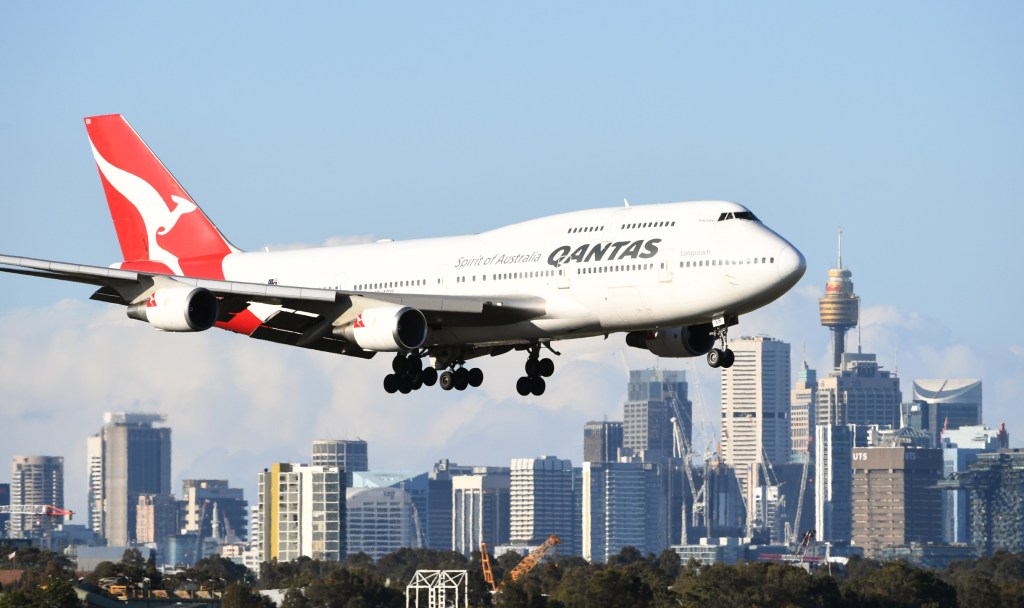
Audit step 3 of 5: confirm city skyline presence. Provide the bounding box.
[2,2,1022,525]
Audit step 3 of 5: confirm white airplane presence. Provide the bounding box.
[0,115,806,396]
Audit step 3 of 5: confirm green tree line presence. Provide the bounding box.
[2,542,1023,608]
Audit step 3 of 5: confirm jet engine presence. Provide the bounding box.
[336,306,428,352]
[625,323,716,358]
[126,287,219,332]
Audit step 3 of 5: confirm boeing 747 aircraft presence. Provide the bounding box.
[0,115,805,396]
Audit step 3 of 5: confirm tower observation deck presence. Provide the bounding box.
[819,230,859,369]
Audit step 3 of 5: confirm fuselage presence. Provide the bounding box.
[220,200,805,347]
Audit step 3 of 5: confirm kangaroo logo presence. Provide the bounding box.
[90,143,197,274]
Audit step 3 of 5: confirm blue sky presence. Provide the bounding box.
[2,3,1022,517]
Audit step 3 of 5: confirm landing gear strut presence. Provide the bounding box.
[517,343,556,396]
[706,319,735,369]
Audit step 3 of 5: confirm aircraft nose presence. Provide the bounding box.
[776,244,807,282]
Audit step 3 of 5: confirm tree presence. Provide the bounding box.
[842,560,955,608]
[222,582,277,608]
[0,576,79,608]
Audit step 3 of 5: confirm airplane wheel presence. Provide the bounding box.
[383,374,400,393]
[525,358,538,376]
[516,377,532,396]
[721,349,735,368]
[406,355,423,373]
[707,348,723,368]
[440,371,455,390]
[468,368,484,387]
[399,375,413,394]
[411,374,424,390]
[392,355,407,374]
[531,376,546,396]
[454,368,470,391]
[420,367,438,386]
[537,358,554,378]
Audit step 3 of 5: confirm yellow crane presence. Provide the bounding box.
[480,534,561,592]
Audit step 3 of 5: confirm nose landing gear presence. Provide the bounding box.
[706,319,735,369]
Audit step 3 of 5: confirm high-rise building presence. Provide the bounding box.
[815,424,853,544]
[818,231,859,370]
[181,480,249,542]
[311,439,369,487]
[720,337,791,507]
[88,412,172,546]
[954,449,1024,556]
[583,421,624,463]
[255,463,344,562]
[623,369,690,460]
[136,494,178,544]
[851,446,943,558]
[581,460,665,563]
[815,353,901,433]
[10,456,64,539]
[790,361,817,463]
[0,483,9,537]
[426,460,474,551]
[940,426,1002,544]
[510,456,575,555]
[346,486,418,559]
[906,379,982,446]
[351,470,429,553]
[452,467,510,557]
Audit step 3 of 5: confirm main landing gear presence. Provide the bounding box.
[706,321,735,369]
[516,343,556,396]
[383,353,484,394]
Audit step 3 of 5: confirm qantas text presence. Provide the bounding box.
[547,238,661,267]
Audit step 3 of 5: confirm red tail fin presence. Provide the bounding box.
[84,114,238,278]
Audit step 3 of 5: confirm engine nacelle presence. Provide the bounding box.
[625,323,715,358]
[127,287,219,332]
[336,306,428,352]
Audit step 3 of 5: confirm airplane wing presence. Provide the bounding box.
[0,254,547,357]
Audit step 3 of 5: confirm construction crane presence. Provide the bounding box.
[666,384,707,537]
[0,504,74,519]
[791,434,813,546]
[0,504,74,549]
[480,534,561,592]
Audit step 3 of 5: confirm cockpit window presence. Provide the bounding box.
[717,211,760,222]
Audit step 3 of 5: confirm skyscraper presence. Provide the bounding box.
[255,463,344,562]
[851,446,943,558]
[0,483,9,537]
[427,460,474,551]
[10,456,64,539]
[790,361,817,462]
[815,424,853,544]
[510,456,575,555]
[908,379,983,446]
[583,421,624,463]
[623,369,690,460]
[312,439,369,487]
[940,426,1002,544]
[954,449,1024,556]
[181,480,249,542]
[720,336,792,503]
[581,460,664,563]
[346,485,418,559]
[815,353,901,432]
[452,468,510,557]
[88,412,172,546]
